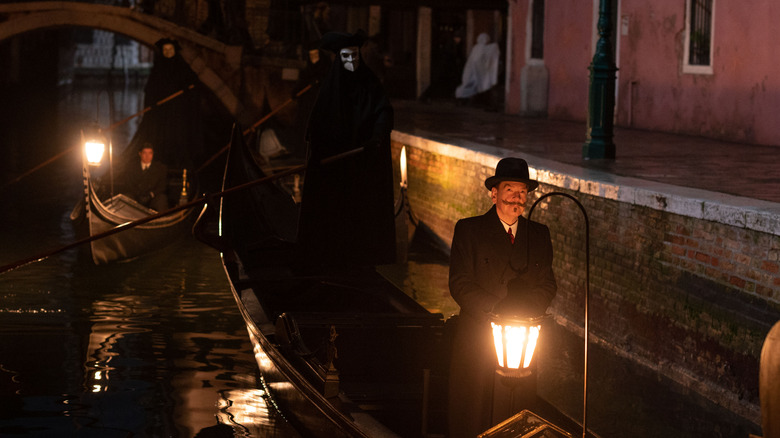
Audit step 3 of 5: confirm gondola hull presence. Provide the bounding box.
[198,127,450,437]
[70,181,196,264]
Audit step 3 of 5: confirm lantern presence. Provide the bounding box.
[84,139,106,166]
[82,127,107,167]
[80,125,115,197]
[491,314,548,379]
[399,146,408,189]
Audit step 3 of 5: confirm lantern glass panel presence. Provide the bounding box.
[523,325,540,368]
[491,321,542,370]
[506,325,528,369]
[85,141,105,166]
[492,322,505,366]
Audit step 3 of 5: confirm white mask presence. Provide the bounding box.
[339,47,360,72]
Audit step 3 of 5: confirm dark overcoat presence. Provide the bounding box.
[121,161,168,211]
[448,205,556,438]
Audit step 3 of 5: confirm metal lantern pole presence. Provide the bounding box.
[583,0,617,160]
[527,192,590,438]
[109,135,114,198]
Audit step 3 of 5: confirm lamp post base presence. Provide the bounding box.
[491,370,537,426]
[582,138,616,160]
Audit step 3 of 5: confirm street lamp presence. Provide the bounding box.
[485,191,592,438]
[583,0,617,159]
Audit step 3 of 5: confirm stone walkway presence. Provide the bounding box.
[393,99,780,204]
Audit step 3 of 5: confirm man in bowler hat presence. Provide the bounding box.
[448,157,557,437]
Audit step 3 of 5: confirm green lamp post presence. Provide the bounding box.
[583,0,617,160]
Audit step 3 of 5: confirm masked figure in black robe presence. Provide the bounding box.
[297,30,396,268]
[124,38,203,173]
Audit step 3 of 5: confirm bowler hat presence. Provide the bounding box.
[484,157,539,191]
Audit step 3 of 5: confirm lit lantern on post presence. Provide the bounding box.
[82,128,107,167]
[399,145,408,189]
[483,191,591,438]
[489,313,549,428]
[84,139,106,166]
[80,125,115,199]
[491,314,547,379]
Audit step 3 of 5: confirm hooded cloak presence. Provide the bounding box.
[123,39,203,172]
[297,31,396,267]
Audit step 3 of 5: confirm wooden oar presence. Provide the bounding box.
[196,82,316,173]
[3,80,316,189]
[1,84,196,190]
[0,147,76,190]
[105,84,196,132]
[0,147,360,274]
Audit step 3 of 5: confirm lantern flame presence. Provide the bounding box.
[400,146,408,188]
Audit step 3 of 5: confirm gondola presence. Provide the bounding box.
[194,125,451,437]
[69,171,197,265]
[69,126,198,265]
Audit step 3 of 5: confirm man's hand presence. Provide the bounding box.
[495,277,550,317]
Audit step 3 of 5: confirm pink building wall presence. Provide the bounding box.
[506,0,780,146]
[618,1,780,145]
[543,0,592,121]
[505,0,592,120]
[505,1,528,115]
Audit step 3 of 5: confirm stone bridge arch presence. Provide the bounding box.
[0,2,247,121]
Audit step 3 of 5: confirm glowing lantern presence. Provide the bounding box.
[491,314,547,378]
[82,126,107,167]
[84,140,106,166]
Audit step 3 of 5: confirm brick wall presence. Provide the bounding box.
[391,135,780,423]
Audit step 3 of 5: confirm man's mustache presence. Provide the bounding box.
[502,200,525,207]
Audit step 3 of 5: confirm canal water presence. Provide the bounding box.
[0,81,302,437]
[0,80,763,438]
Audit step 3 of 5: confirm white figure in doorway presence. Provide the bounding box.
[455,32,500,99]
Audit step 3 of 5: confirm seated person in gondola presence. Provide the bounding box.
[120,143,169,212]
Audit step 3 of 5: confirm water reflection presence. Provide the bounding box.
[0,79,300,437]
[0,238,302,437]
